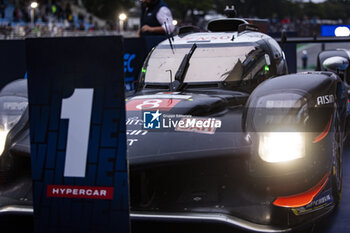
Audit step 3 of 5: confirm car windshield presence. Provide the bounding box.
[144,43,268,84]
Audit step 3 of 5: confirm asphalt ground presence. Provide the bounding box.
[1,141,350,233]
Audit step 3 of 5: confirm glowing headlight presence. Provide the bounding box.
[0,129,9,155]
[258,132,305,163]
[0,96,28,156]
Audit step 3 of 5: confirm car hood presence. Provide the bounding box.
[12,90,252,167]
[126,90,251,167]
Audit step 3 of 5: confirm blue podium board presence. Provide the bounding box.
[26,36,130,233]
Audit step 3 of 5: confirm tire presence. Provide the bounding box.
[331,114,343,206]
[0,153,15,185]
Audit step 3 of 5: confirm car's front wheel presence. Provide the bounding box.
[331,114,343,205]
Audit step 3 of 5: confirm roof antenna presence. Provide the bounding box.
[166,69,174,91]
[281,29,287,51]
[167,18,174,41]
[164,21,175,54]
[224,5,237,18]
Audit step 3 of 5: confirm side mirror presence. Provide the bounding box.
[322,56,349,73]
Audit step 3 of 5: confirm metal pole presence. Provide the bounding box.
[31,8,34,27]
[120,20,124,33]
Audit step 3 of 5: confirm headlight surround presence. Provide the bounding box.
[252,93,308,132]
[0,96,28,156]
[258,132,305,163]
[245,92,308,163]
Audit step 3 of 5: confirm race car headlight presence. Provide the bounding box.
[258,132,305,163]
[0,129,9,156]
[0,96,28,156]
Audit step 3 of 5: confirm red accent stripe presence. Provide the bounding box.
[47,185,114,200]
[126,99,181,111]
[313,115,333,143]
[273,172,330,208]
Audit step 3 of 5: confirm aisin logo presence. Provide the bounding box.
[143,110,162,129]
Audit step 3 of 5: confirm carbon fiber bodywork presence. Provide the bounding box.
[0,22,348,232]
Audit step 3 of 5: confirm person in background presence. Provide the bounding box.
[0,0,5,19]
[65,3,73,23]
[139,0,174,36]
[13,7,22,22]
[302,50,308,70]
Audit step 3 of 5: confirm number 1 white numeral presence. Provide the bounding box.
[61,89,94,177]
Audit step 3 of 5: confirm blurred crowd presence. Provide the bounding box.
[268,18,320,37]
[268,17,346,37]
[0,0,119,38]
[0,0,347,39]
[12,1,74,24]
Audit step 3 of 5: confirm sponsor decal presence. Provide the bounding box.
[175,118,221,134]
[131,95,192,100]
[126,118,148,146]
[317,95,334,106]
[3,102,27,111]
[142,110,222,132]
[178,35,232,42]
[47,185,114,200]
[291,189,333,216]
[143,110,162,129]
[126,130,148,136]
[124,53,137,91]
[126,118,146,146]
[156,92,181,95]
[126,117,143,126]
[126,99,181,111]
[127,139,138,146]
[124,53,135,73]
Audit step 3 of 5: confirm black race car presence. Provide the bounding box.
[126,19,348,232]
[0,18,348,232]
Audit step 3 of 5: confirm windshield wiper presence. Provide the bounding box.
[171,43,197,91]
[164,21,174,54]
